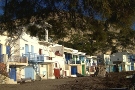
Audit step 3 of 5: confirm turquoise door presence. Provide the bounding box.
[119,65,122,72]
[25,67,34,79]
[113,65,116,72]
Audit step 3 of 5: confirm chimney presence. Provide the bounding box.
[45,29,48,42]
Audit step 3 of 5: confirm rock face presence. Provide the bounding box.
[96,65,106,77]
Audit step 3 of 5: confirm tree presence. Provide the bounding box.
[1,0,135,55]
[4,26,23,60]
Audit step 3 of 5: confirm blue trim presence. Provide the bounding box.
[71,66,77,75]
[9,68,16,81]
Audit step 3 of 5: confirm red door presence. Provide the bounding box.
[39,49,42,55]
[54,69,60,79]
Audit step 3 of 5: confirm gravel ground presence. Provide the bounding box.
[0,78,79,90]
[0,76,133,90]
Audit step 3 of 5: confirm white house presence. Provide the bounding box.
[110,52,131,72]
[64,47,86,77]
[0,34,28,82]
[0,21,57,81]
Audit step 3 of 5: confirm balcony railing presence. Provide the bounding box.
[71,60,75,64]
[76,61,81,64]
[8,55,28,63]
[23,53,44,63]
[67,59,81,64]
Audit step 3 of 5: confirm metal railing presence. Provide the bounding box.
[67,59,81,64]
[8,55,27,63]
[23,53,44,62]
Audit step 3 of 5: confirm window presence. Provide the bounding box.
[49,57,52,60]
[55,63,57,67]
[31,45,34,53]
[25,44,29,54]
[39,49,42,55]
[127,65,130,71]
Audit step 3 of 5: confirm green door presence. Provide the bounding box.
[82,65,85,75]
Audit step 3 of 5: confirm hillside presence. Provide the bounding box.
[43,11,135,55]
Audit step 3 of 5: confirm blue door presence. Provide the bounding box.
[25,44,29,54]
[0,44,2,62]
[131,62,134,70]
[113,65,117,72]
[9,68,16,81]
[71,66,77,75]
[25,67,34,79]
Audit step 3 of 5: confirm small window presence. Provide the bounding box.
[55,63,57,67]
[49,57,52,60]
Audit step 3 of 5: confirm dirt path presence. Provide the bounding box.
[0,78,79,90]
[0,76,133,90]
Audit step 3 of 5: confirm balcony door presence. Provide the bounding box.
[6,46,10,57]
[39,49,42,55]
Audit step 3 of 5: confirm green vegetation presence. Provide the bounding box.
[1,0,135,55]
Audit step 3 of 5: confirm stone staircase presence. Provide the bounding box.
[0,63,17,84]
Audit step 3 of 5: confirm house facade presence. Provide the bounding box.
[0,35,28,82]
[17,27,56,80]
[64,47,86,77]
[86,55,97,75]
[110,52,131,72]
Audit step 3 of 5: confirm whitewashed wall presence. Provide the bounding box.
[39,65,47,79]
